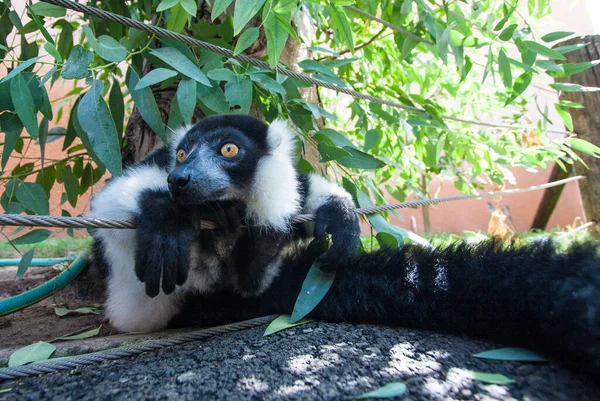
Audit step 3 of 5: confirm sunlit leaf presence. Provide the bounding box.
[290,261,335,323]
[329,4,354,53]
[498,49,512,90]
[150,47,211,86]
[549,83,600,92]
[541,31,574,43]
[167,3,188,33]
[567,138,600,156]
[263,315,313,336]
[472,347,547,362]
[55,327,101,341]
[468,371,515,385]
[135,68,178,90]
[352,382,407,399]
[29,2,66,17]
[54,307,102,317]
[8,342,56,367]
[522,40,566,60]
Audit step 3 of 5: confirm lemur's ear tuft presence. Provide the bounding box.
[266,119,296,156]
[168,125,193,152]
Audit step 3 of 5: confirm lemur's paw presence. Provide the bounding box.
[134,228,194,297]
[314,198,361,272]
[134,189,195,297]
[198,201,246,236]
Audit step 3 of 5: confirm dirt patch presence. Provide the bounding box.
[0,265,110,350]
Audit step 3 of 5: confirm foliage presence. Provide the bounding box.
[1,0,600,252]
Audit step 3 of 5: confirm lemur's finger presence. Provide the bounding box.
[143,260,162,298]
[175,238,191,286]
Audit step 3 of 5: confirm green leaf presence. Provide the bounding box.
[0,57,43,84]
[317,128,355,148]
[62,166,79,207]
[109,79,125,137]
[150,47,211,86]
[555,104,573,131]
[318,142,353,162]
[30,2,66,17]
[54,307,102,317]
[167,3,189,33]
[557,100,584,109]
[264,13,290,68]
[290,262,335,323]
[157,0,180,12]
[337,147,385,170]
[16,182,49,215]
[329,4,354,53]
[263,315,313,336]
[506,72,532,105]
[549,83,600,92]
[536,59,563,73]
[364,129,381,152]
[61,45,93,80]
[249,73,286,95]
[40,85,53,121]
[551,60,600,78]
[567,138,600,156]
[177,78,196,125]
[554,42,588,55]
[224,75,252,114]
[352,382,407,399]
[96,35,127,62]
[126,68,167,142]
[498,49,512,90]
[55,327,101,341]
[207,68,237,81]
[196,82,230,113]
[135,68,178,90]
[180,0,198,16]
[78,80,122,177]
[472,347,547,362]
[43,42,62,62]
[522,40,566,60]
[467,371,515,385]
[211,0,234,21]
[541,31,574,43]
[499,24,518,41]
[234,27,260,56]
[15,249,35,279]
[10,73,38,140]
[0,388,11,394]
[233,0,266,35]
[8,342,56,367]
[12,229,52,245]
[1,129,20,170]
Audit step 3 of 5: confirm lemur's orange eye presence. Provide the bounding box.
[176,149,187,162]
[220,143,239,158]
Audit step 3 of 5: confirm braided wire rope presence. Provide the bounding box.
[0,176,584,229]
[41,0,569,134]
[0,315,277,381]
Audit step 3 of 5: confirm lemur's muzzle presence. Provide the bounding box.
[167,170,191,195]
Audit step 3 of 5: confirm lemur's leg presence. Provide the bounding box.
[300,174,361,270]
[90,165,184,332]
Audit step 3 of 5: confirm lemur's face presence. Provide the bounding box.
[167,116,270,204]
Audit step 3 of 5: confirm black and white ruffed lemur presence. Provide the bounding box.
[90,115,600,377]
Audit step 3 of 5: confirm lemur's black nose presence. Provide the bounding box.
[168,172,191,190]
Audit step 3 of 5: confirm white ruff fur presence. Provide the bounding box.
[90,165,181,332]
[246,119,301,231]
[304,174,352,213]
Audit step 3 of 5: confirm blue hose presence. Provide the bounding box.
[0,252,88,317]
[0,256,77,266]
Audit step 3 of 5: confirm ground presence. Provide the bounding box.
[1,322,598,400]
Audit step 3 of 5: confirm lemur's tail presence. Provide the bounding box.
[173,240,600,377]
[309,240,600,377]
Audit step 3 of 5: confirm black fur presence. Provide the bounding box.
[170,239,600,377]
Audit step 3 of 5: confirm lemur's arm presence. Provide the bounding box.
[299,174,361,269]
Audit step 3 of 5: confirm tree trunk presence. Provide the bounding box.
[530,163,571,231]
[554,35,600,236]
